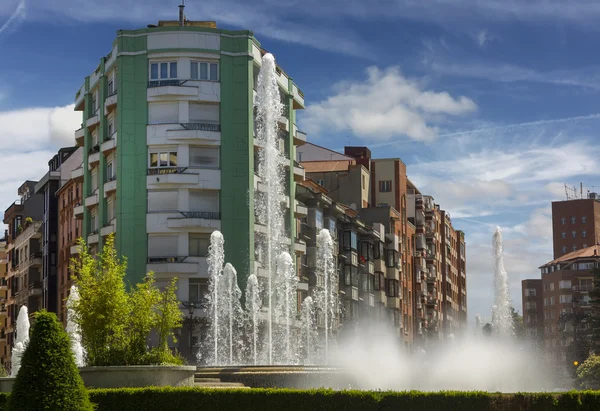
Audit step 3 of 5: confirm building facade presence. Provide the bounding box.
[0,237,8,369]
[521,278,543,342]
[71,19,307,356]
[56,148,84,325]
[551,195,600,259]
[1,182,44,372]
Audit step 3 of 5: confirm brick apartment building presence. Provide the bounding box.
[552,195,600,259]
[297,142,467,344]
[0,237,8,368]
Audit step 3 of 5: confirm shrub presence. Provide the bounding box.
[71,234,183,366]
[5,311,93,411]
[577,354,600,390]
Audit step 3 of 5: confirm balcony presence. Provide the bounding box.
[71,166,84,182]
[74,84,85,111]
[293,125,307,146]
[573,285,593,293]
[104,91,118,111]
[294,239,306,254]
[70,244,81,255]
[88,231,99,245]
[294,201,308,218]
[75,127,85,146]
[104,178,117,197]
[101,133,117,154]
[166,212,221,231]
[100,222,116,237]
[293,161,305,182]
[147,167,220,189]
[148,123,221,144]
[292,83,305,109]
[28,281,42,297]
[86,113,100,130]
[88,144,101,165]
[386,296,400,310]
[74,203,84,219]
[84,192,99,207]
[28,252,42,268]
[146,256,202,275]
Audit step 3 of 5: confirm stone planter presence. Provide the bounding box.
[0,377,15,393]
[79,365,196,389]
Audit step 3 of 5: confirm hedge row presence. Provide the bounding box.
[1,388,600,410]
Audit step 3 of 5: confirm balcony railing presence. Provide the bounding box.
[573,285,593,292]
[179,211,221,220]
[89,145,100,154]
[108,88,118,97]
[147,167,188,175]
[147,256,188,264]
[180,123,221,132]
[147,80,188,88]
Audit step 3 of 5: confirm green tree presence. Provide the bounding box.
[576,354,600,389]
[72,234,184,366]
[71,234,130,366]
[6,311,93,411]
[510,306,526,340]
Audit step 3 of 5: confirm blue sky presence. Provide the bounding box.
[2,0,600,323]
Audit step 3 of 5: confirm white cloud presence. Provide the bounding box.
[0,104,81,150]
[474,29,495,48]
[302,66,477,142]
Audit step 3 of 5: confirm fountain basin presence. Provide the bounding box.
[0,377,15,392]
[195,365,357,389]
[79,365,196,389]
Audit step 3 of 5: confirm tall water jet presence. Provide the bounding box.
[66,285,85,367]
[492,227,514,337]
[254,52,287,365]
[245,274,261,365]
[315,229,336,363]
[274,252,298,364]
[11,305,30,376]
[221,263,244,365]
[206,231,225,365]
[300,296,317,364]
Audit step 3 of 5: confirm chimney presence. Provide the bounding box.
[178,0,185,26]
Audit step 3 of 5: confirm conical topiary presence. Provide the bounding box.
[6,310,93,411]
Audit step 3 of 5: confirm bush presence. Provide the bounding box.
[577,354,600,389]
[71,234,183,366]
[5,311,93,411]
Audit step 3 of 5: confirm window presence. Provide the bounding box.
[91,169,98,191]
[572,245,577,252]
[571,216,576,224]
[583,243,588,248]
[374,241,384,259]
[525,301,537,310]
[149,102,179,124]
[147,190,178,212]
[91,92,98,113]
[524,288,536,297]
[189,234,210,257]
[560,295,571,304]
[561,232,566,239]
[550,296,555,305]
[582,230,587,238]
[150,61,178,80]
[108,78,115,95]
[190,61,219,81]
[148,235,178,257]
[379,180,392,192]
[572,231,577,238]
[189,147,219,168]
[316,179,324,186]
[328,219,337,238]
[90,208,97,231]
[106,162,114,181]
[107,196,115,222]
[362,175,365,189]
[107,120,114,137]
[562,245,567,254]
[561,217,566,224]
[550,283,554,291]
[559,280,572,290]
[189,102,219,124]
[149,151,178,168]
[315,210,323,229]
[386,279,399,298]
[189,190,219,213]
[386,249,397,268]
[189,278,208,303]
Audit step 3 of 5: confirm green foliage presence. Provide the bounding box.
[24,217,33,226]
[0,364,8,378]
[5,311,93,411]
[87,388,600,411]
[577,354,600,390]
[71,234,183,366]
[2,388,600,411]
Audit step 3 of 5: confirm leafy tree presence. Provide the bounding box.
[6,311,93,411]
[510,306,526,341]
[576,354,600,389]
[71,234,183,366]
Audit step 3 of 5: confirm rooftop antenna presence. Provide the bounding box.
[178,0,185,27]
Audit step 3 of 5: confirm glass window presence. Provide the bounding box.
[315,210,323,229]
[344,265,352,286]
[582,230,587,238]
[328,219,336,238]
[582,216,587,223]
[189,278,208,303]
[189,234,210,257]
[386,249,396,268]
[189,147,219,168]
[374,241,384,259]
[571,216,576,224]
[561,217,566,224]
[160,62,168,79]
[170,62,177,78]
[561,232,566,239]
[360,242,369,260]
[150,63,159,80]
[150,151,178,168]
[191,62,219,81]
[343,231,351,250]
[572,231,577,238]
[559,280,572,290]
[350,231,357,250]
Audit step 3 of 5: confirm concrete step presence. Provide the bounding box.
[194,377,222,383]
[195,382,248,388]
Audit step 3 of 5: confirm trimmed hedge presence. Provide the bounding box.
[0,388,599,410]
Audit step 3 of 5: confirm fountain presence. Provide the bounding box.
[492,227,514,337]
[10,306,30,376]
[66,285,86,367]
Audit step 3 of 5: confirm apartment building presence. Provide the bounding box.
[521,278,543,342]
[71,18,307,353]
[2,181,44,372]
[33,147,78,316]
[537,246,598,362]
[551,194,600,259]
[56,148,84,325]
[0,238,7,368]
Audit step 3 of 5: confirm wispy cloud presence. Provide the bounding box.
[473,29,495,48]
[0,0,25,36]
[302,66,477,143]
